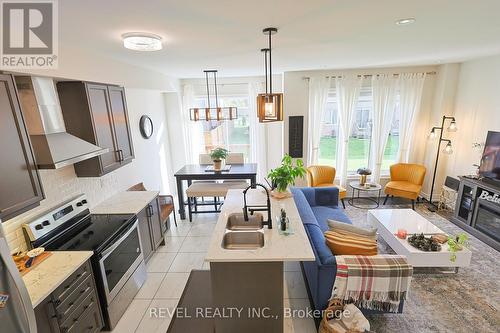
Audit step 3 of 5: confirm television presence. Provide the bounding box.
[479,131,500,182]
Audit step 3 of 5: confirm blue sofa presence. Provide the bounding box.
[291,186,349,311]
[291,186,403,313]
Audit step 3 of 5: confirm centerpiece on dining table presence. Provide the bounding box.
[210,147,229,171]
[267,154,306,199]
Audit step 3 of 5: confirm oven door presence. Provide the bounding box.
[98,218,143,304]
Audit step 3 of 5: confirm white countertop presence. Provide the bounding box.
[91,191,159,215]
[22,251,94,307]
[205,189,315,262]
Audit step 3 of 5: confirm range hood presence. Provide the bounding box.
[15,76,109,169]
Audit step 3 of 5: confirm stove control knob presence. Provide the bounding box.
[76,202,83,207]
[42,220,50,226]
[81,200,88,205]
[35,224,43,230]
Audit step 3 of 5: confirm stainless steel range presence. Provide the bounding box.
[23,194,147,330]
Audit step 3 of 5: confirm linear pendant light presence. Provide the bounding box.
[189,70,238,122]
[257,27,283,122]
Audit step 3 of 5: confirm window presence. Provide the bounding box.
[193,95,251,159]
[318,86,400,175]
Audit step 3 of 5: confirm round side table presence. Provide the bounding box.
[348,181,382,209]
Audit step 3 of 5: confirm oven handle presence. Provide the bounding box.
[100,218,139,259]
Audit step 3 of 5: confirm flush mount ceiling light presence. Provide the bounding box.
[257,27,283,123]
[395,18,416,26]
[189,70,238,122]
[122,32,162,51]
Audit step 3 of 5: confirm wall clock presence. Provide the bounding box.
[139,115,154,139]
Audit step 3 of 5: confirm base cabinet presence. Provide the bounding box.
[34,260,103,333]
[138,197,166,262]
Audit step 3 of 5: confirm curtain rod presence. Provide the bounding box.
[302,71,436,80]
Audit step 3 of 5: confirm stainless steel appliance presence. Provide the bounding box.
[0,222,37,333]
[14,76,109,169]
[23,195,146,330]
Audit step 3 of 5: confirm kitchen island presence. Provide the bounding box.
[169,188,315,333]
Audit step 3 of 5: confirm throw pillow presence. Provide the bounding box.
[328,219,377,240]
[324,230,378,256]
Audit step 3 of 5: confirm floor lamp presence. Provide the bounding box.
[428,115,457,212]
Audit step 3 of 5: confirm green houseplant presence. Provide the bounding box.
[447,233,469,262]
[267,154,306,198]
[210,147,229,171]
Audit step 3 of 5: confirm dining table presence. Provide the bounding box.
[174,163,257,220]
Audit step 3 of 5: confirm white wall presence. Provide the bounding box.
[444,55,500,179]
[3,53,180,252]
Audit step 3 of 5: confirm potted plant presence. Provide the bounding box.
[267,154,306,199]
[447,233,469,262]
[357,167,372,186]
[210,147,229,171]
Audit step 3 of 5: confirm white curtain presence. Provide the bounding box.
[336,75,363,187]
[248,82,268,182]
[307,76,331,166]
[181,84,203,164]
[370,75,398,183]
[397,73,426,162]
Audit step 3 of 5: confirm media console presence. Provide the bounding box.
[452,177,500,251]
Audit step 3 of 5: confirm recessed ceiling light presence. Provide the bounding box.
[395,18,416,26]
[122,32,162,51]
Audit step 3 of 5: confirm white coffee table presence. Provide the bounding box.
[368,209,472,268]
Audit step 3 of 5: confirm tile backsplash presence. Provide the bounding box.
[2,165,125,252]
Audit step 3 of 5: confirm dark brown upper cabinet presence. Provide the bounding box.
[56,81,134,177]
[0,74,45,221]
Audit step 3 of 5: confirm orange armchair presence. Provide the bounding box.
[383,163,426,210]
[306,165,347,208]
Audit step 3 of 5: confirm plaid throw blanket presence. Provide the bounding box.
[331,255,413,313]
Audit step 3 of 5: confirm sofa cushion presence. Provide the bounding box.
[328,219,377,240]
[324,231,378,256]
[311,206,352,233]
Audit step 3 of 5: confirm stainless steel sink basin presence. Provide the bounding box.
[222,231,264,250]
[226,213,263,231]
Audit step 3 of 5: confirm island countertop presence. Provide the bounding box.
[205,189,315,262]
[91,190,159,215]
[22,251,94,307]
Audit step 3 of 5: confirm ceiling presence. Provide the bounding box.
[60,0,500,78]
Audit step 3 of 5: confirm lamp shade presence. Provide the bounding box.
[447,120,458,132]
[443,142,453,154]
[257,93,283,122]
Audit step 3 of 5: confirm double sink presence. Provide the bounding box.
[222,213,265,250]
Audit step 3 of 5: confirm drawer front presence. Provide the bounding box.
[64,303,102,333]
[56,276,93,321]
[60,291,98,332]
[52,261,91,305]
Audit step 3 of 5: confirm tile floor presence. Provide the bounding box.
[110,213,317,333]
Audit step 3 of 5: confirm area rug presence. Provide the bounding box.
[343,201,500,333]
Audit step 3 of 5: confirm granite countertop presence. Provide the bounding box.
[22,251,94,307]
[91,191,159,215]
[205,189,315,262]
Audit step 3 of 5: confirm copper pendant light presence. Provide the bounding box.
[257,27,283,122]
[189,70,238,122]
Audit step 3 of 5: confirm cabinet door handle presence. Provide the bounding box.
[116,149,124,162]
[147,204,153,217]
